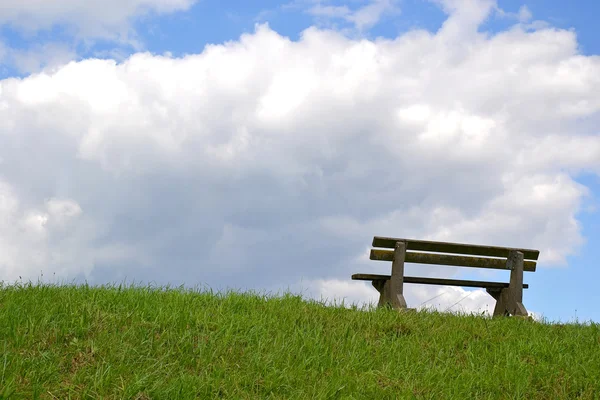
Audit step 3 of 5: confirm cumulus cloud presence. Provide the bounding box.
[1,2,600,314]
[0,181,142,282]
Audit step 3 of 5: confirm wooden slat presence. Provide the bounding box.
[370,249,537,272]
[352,274,529,289]
[372,236,539,260]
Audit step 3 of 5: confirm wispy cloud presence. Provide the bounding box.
[0,0,197,40]
[7,42,78,75]
[264,0,400,34]
[494,4,532,23]
[0,0,198,75]
[342,0,400,32]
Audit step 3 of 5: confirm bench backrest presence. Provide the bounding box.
[370,236,539,272]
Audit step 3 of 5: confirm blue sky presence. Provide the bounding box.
[0,0,599,323]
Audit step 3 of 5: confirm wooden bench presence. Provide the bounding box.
[352,237,539,317]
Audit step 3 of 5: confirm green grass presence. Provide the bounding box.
[0,282,599,399]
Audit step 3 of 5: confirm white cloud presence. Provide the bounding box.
[300,0,400,33]
[0,0,198,75]
[0,180,139,281]
[0,0,196,40]
[495,5,532,24]
[301,279,380,308]
[8,42,78,75]
[433,0,496,40]
[307,4,351,19]
[1,3,599,317]
[341,0,399,32]
[410,285,495,315]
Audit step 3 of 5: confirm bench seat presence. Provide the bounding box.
[352,274,529,290]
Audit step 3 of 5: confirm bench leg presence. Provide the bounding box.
[371,280,386,307]
[487,250,528,317]
[507,250,528,317]
[486,288,507,317]
[371,241,408,310]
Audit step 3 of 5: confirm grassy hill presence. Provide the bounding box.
[0,282,598,399]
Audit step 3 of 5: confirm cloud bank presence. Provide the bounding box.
[1,1,599,315]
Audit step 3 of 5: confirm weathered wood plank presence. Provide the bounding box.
[372,236,540,260]
[352,274,529,289]
[378,241,408,309]
[370,249,537,272]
